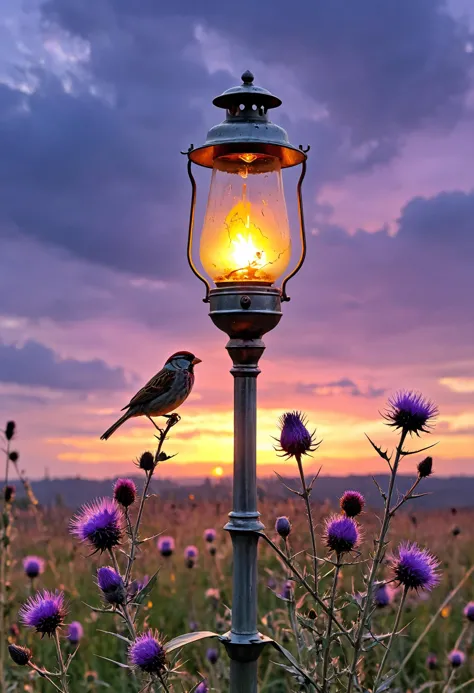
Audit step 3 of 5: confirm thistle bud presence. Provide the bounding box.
[9,451,19,462]
[139,451,155,471]
[417,456,433,478]
[5,421,16,441]
[275,516,291,538]
[8,644,31,666]
[4,485,15,503]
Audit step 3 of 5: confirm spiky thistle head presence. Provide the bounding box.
[390,543,440,592]
[340,490,365,517]
[113,478,137,508]
[22,556,45,580]
[448,649,465,668]
[19,590,67,637]
[70,497,123,553]
[97,566,126,605]
[204,528,217,543]
[463,601,474,622]
[129,631,167,674]
[275,516,292,538]
[8,644,31,666]
[206,647,219,665]
[384,391,437,435]
[157,536,175,557]
[68,621,84,644]
[275,411,319,458]
[324,514,360,556]
[195,682,209,693]
[184,545,198,568]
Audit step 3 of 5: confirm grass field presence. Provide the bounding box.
[4,490,474,692]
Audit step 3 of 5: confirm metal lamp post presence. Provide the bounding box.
[183,71,309,693]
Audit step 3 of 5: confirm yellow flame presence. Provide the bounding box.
[225,198,267,276]
[231,233,266,269]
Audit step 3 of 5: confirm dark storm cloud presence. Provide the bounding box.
[0,340,131,390]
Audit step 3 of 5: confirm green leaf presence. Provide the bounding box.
[270,640,318,688]
[164,631,219,653]
[133,571,159,605]
[96,655,130,669]
[98,630,132,644]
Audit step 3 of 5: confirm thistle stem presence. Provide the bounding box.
[373,585,408,690]
[346,428,408,693]
[0,438,11,693]
[54,631,69,693]
[296,452,318,594]
[442,668,457,693]
[321,560,340,692]
[109,550,136,639]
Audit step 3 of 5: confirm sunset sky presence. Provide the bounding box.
[1,0,473,480]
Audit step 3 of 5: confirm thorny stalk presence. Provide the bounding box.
[29,662,65,693]
[373,585,408,690]
[442,669,457,693]
[54,631,69,693]
[346,428,408,693]
[321,559,341,692]
[296,452,319,594]
[0,433,11,692]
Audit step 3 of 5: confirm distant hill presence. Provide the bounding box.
[11,474,474,510]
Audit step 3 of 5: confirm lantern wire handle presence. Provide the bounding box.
[183,153,211,303]
[281,147,309,302]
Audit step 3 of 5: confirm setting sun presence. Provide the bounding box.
[213,466,224,477]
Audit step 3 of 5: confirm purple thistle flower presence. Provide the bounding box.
[97,566,126,605]
[390,543,440,592]
[280,580,293,600]
[196,682,209,693]
[324,514,359,555]
[184,545,198,568]
[23,556,45,580]
[384,391,438,435]
[70,497,123,553]
[426,653,438,670]
[113,478,137,508]
[158,536,175,557]
[68,621,84,645]
[204,528,217,543]
[20,590,67,637]
[129,632,166,674]
[276,411,319,458]
[374,583,392,608]
[448,649,465,668]
[8,644,31,666]
[206,647,219,665]
[275,516,291,538]
[463,601,474,622]
[340,490,365,517]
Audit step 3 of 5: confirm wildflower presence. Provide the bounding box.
[463,601,474,622]
[426,653,437,670]
[184,545,198,568]
[275,516,291,538]
[417,456,433,478]
[97,566,126,605]
[390,543,440,592]
[138,451,155,472]
[189,620,199,632]
[452,526,461,537]
[448,649,465,668]
[196,682,209,693]
[384,391,437,435]
[5,420,16,440]
[129,632,166,674]
[276,411,318,458]
[206,647,219,665]
[280,580,293,600]
[340,490,365,517]
[204,528,217,543]
[20,590,67,636]
[158,536,175,557]
[68,621,84,645]
[70,498,123,553]
[374,583,392,608]
[205,588,220,607]
[113,478,136,508]
[8,644,31,666]
[4,485,15,503]
[23,556,45,580]
[324,514,359,555]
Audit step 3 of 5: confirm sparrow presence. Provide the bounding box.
[100,351,201,440]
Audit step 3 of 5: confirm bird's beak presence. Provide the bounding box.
[192,357,202,365]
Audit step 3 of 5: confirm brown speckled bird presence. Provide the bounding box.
[100,351,201,440]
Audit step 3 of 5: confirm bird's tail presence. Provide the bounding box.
[100,411,133,440]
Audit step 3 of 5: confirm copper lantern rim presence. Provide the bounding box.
[188,141,306,169]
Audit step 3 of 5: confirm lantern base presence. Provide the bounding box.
[208,284,282,339]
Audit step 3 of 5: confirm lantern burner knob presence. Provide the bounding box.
[241,70,254,85]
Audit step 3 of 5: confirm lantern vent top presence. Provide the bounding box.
[212,70,282,111]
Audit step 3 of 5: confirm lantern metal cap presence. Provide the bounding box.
[212,70,282,110]
[188,70,306,169]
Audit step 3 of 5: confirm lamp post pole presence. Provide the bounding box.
[183,71,308,692]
